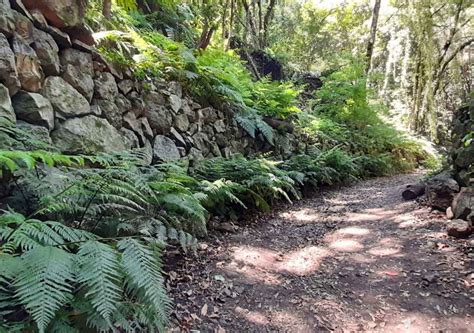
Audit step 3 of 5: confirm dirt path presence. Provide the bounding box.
[167,172,473,332]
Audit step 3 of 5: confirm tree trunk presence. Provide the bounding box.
[366,0,382,74]
[102,0,112,19]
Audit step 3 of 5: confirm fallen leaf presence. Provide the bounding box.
[201,303,208,316]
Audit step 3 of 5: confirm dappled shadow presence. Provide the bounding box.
[168,172,473,332]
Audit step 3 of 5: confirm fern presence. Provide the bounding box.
[118,238,171,330]
[76,241,122,324]
[14,246,74,333]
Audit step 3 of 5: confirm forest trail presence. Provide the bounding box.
[168,172,473,332]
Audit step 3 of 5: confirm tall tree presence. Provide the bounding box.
[366,0,382,73]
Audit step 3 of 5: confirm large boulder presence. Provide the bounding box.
[0,83,15,122]
[62,64,94,101]
[425,172,460,210]
[94,72,118,100]
[41,76,90,118]
[32,28,60,76]
[0,33,20,95]
[446,219,472,238]
[51,115,126,154]
[22,0,84,29]
[152,135,180,163]
[12,91,54,130]
[60,48,93,75]
[12,36,44,92]
[451,187,474,221]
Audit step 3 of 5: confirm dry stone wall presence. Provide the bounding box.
[0,0,310,163]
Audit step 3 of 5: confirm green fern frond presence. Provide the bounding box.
[118,238,171,330]
[14,246,74,333]
[76,241,123,324]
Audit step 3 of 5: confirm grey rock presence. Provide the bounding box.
[187,147,204,161]
[174,113,189,132]
[94,72,118,100]
[12,91,54,130]
[17,120,52,144]
[454,144,474,169]
[446,219,472,238]
[51,115,126,154]
[425,172,460,210]
[152,135,180,163]
[62,64,94,101]
[169,94,181,113]
[41,76,90,118]
[170,127,186,146]
[214,119,226,133]
[209,142,222,157]
[117,79,134,95]
[13,11,34,44]
[123,111,146,146]
[138,139,153,166]
[140,117,153,140]
[169,81,182,98]
[451,187,474,221]
[29,9,48,29]
[45,25,71,48]
[120,127,139,149]
[0,33,20,95]
[144,91,165,106]
[115,94,132,114]
[0,0,15,37]
[0,83,15,122]
[12,36,44,92]
[60,48,93,75]
[192,132,210,155]
[199,107,218,123]
[32,28,60,76]
[93,99,121,128]
[90,104,101,116]
[145,105,171,135]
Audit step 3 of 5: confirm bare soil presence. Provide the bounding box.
[166,172,473,332]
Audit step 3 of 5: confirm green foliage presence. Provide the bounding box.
[193,155,301,210]
[0,211,171,332]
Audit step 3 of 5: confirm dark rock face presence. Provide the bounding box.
[451,101,474,187]
[425,172,460,210]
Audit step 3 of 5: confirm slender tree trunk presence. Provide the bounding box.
[366,0,382,74]
[226,0,235,50]
[102,0,112,19]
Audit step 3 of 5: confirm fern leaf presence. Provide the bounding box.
[14,246,74,333]
[118,238,171,330]
[77,241,123,324]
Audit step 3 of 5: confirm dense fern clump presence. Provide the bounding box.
[0,211,171,333]
[193,155,302,210]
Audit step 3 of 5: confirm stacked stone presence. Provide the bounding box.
[0,0,309,165]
